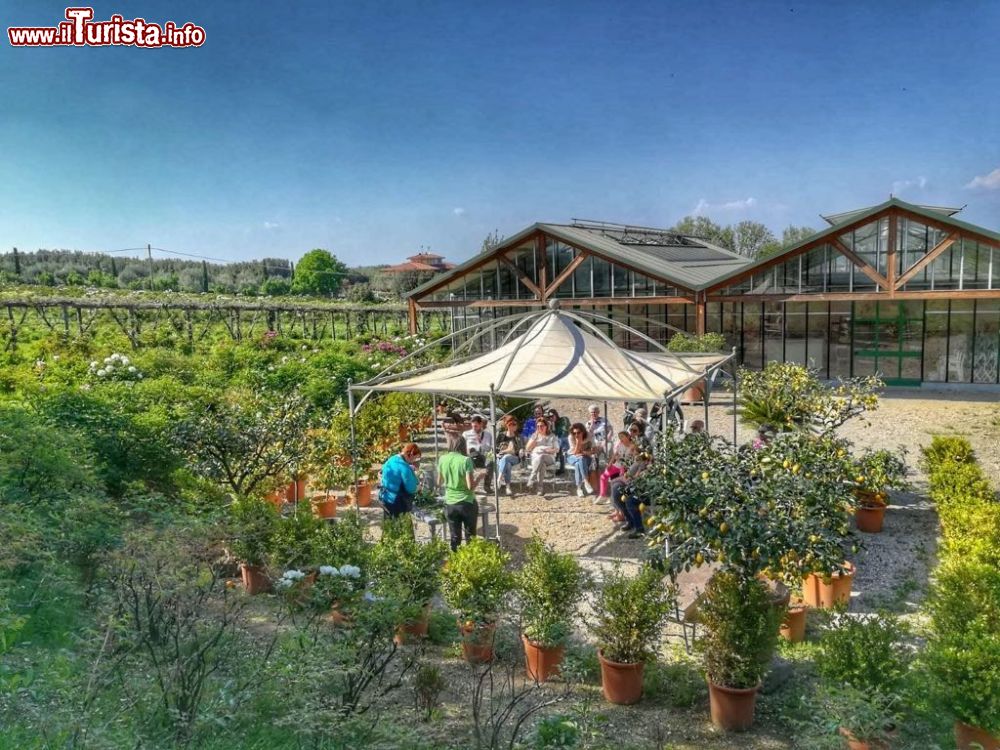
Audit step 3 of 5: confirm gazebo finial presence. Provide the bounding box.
[547,299,561,310]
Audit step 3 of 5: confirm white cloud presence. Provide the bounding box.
[966,167,1000,190]
[693,197,757,215]
[891,176,928,194]
[263,221,280,230]
[453,207,466,216]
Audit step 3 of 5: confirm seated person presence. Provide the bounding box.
[610,449,651,538]
[586,403,609,456]
[442,410,466,436]
[632,408,657,442]
[525,418,559,491]
[566,422,595,497]
[495,416,523,497]
[546,408,570,475]
[462,414,494,493]
[595,430,636,505]
[688,419,705,435]
[521,404,546,441]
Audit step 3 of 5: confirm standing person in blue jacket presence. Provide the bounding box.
[379,443,421,518]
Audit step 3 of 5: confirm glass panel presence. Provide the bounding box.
[612,263,630,297]
[592,256,611,297]
[973,300,1000,384]
[482,264,497,299]
[571,255,592,297]
[851,301,877,377]
[718,276,751,295]
[828,245,852,292]
[514,246,537,286]
[923,301,949,382]
[801,245,828,293]
[742,304,763,370]
[807,301,829,376]
[965,240,990,290]
[720,303,739,351]
[948,300,974,382]
[763,301,783,365]
[930,246,961,290]
[829,302,852,379]
[706,303,722,338]
[784,302,807,366]
[497,262,515,299]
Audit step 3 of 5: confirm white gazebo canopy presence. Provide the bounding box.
[354,305,732,402]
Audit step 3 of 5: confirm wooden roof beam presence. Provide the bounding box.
[894,231,959,289]
[542,252,589,301]
[830,238,891,290]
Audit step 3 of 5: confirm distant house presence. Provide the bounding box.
[385,252,455,274]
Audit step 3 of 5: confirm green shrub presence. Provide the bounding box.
[311,510,372,575]
[269,511,325,571]
[229,498,279,566]
[369,517,448,623]
[920,435,976,470]
[440,537,512,625]
[815,611,910,695]
[665,332,727,353]
[697,571,781,689]
[517,536,587,648]
[924,559,1000,735]
[588,564,674,664]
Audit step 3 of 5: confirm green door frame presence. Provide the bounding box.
[852,301,923,386]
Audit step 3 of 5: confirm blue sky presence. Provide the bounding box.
[2,0,1000,267]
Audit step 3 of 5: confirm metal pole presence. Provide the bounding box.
[432,394,441,465]
[703,373,711,436]
[732,361,739,445]
[347,380,359,510]
[489,385,501,546]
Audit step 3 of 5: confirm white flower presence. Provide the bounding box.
[96,369,107,377]
[120,356,130,365]
[318,565,339,576]
[280,356,289,363]
[338,565,361,579]
[267,366,275,372]
[137,373,143,379]
[103,356,113,364]
[128,366,137,373]
[89,361,98,369]
[282,569,306,580]
[52,355,60,361]
[276,578,294,590]
[301,344,308,350]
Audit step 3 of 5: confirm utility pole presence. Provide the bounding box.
[146,244,155,291]
[201,260,209,293]
[12,247,20,277]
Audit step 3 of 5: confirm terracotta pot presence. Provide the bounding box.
[354,479,372,507]
[459,621,496,663]
[264,490,285,508]
[682,380,706,404]
[329,601,353,626]
[839,726,891,750]
[708,679,761,731]
[802,562,856,609]
[311,493,337,519]
[284,477,308,502]
[955,721,1000,750]
[523,635,565,683]
[398,425,410,442]
[597,650,644,705]
[394,605,431,645]
[855,493,888,534]
[780,602,807,642]
[240,564,270,595]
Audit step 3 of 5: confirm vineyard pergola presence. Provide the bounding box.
[0,296,449,351]
[348,300,737,541]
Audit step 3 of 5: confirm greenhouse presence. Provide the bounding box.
[408,197,1000,385]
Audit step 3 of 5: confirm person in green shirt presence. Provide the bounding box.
[437,434,479,551]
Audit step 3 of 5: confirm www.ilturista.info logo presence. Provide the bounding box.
[8,7,206,48]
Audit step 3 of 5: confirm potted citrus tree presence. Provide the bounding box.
[441,537,513,663]
[587,564,675,705]
[516,536,587,682]
[851,448,909,533]
[665,332,727,403]
[369,517,449,644]
[230,498,279,594]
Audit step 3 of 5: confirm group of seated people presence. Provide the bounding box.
[380,403,707,548]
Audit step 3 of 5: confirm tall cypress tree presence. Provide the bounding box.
[202,260,209,292]
[12,247,20,277]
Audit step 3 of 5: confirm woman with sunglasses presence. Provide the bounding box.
[565,422,595,497]
[525,418,559,492]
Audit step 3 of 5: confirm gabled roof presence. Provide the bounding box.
[705,197,1000,291]
[821,202,964,226]
[407,219,752,298]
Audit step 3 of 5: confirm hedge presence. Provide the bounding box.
[921,436,1000,735]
